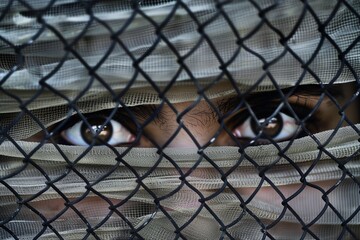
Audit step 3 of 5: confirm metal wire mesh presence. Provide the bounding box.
[0,0,360,239]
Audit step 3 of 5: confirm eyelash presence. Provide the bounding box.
[58,115,136,146]
[233,112,300,142]
[227,103,313,144]
[50,103,314,146]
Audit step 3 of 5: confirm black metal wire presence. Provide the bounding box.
[0,0,359,239]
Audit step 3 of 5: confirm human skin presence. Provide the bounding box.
[104,82,360,149]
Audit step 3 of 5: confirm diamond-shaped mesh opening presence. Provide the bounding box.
[1,0,360,239]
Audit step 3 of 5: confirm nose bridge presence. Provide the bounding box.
[165,102,219,148]
[167,128,199,148]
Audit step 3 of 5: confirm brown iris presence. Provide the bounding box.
[250,114,283,137]
[80,117,113,145]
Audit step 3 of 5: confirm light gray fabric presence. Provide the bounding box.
[0,0,359,239]
[1,125,360,239]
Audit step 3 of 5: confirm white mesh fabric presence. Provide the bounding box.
[1,0,360,239]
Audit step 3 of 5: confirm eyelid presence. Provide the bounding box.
[232,112,300,142]
[285,103,316,121]
[59,115,136,146]
[225,101,315,126]
[224,102,279,128]
[224,101,316,143]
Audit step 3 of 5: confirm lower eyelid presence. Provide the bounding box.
[231,112,302,142]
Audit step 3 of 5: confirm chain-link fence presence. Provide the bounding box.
[0,0,360,239]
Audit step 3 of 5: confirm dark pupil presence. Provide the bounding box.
[81,118,113,145]
[250,114,283,137]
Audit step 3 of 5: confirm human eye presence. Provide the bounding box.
[60,116,135,146]
[232,112,300,144]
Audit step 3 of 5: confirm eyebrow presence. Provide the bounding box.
[122,104,159,121]
[115,84,344,129]
[216,84,344,116]
[115,104,166,131]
